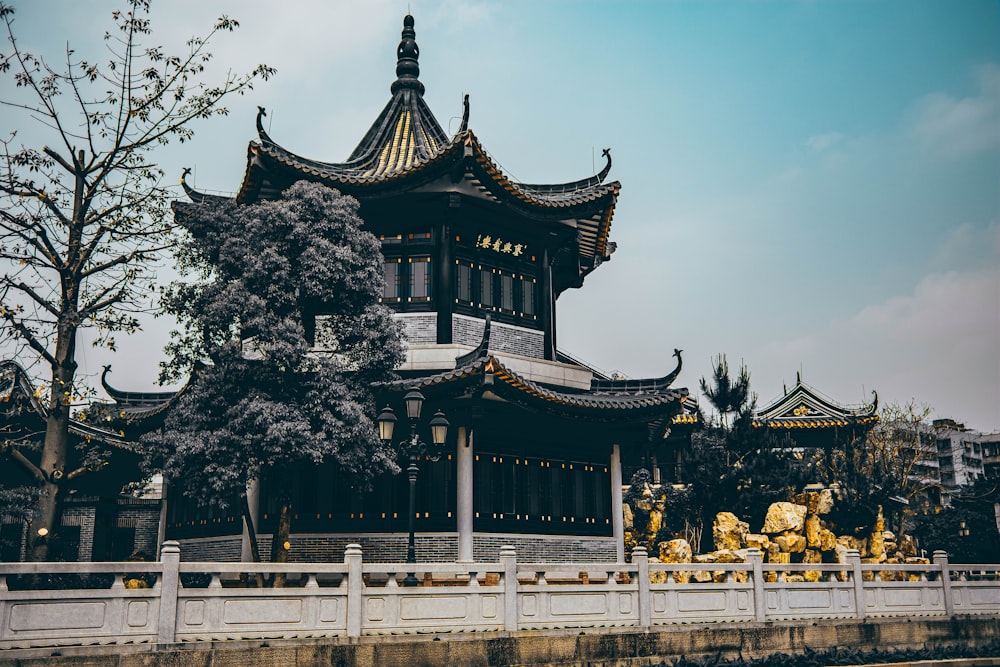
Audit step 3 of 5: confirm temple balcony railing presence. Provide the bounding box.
[1,544,998,650]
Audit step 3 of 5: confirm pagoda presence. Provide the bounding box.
[162,14,688,562]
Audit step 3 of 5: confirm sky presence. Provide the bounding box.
[3,1,999,431]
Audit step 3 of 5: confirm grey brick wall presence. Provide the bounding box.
[395,313,437,345]
[62,506,95,561]
[178,537,242,562]
[177,532,615,563]
[452,314,544,359]
[473,533,616,562]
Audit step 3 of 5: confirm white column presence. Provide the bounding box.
[240,478,260,562]
[610,443,625,563]
[456,426,474,562]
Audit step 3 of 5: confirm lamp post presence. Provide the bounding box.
[377,390,449,586]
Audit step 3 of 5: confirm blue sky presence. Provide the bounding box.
[4,1,999,430]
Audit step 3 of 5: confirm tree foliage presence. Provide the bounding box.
[0,0,273,560]
[142,181,404,565]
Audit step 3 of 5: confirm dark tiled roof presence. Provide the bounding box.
[382,355,687,419]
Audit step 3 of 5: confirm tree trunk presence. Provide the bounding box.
[241,495,265,587]
[28,325,78,562]
[269,500,292,587]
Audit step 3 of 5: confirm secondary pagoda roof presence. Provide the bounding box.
[207,14,619,283]
[383,317,687,425]
[752,373,878,430]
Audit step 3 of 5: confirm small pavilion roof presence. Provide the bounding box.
[752,373,878,430]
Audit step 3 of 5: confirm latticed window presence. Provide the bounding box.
[383,260,400,300]
[409,256,431,300]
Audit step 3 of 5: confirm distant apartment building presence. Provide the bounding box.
[981,432,1000,480]
[932,419,987,494]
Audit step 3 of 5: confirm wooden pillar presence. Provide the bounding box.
[611,444,625,563]
[540,247,555,360]
[456,426,474,562]
[436,216,454,344]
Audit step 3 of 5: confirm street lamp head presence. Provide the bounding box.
[403,389,425,420]
[377,405,397,442]
[430,410,450,446]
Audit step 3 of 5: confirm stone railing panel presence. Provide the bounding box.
[648,563,755,625]
[359,562,506,634]
[947,564,1000,616]
[516,562,639,630]
[173,562,349,641]
[761,563,858,621]
[0,562,162,650]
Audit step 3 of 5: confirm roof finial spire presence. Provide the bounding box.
[392,14,424,95]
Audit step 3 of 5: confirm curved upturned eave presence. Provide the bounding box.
[380,355,687,421]
[465,133,621,210]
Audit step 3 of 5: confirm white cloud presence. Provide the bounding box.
[910,63,1000,157]
[805,131,844,152]
[764,264,1000,431]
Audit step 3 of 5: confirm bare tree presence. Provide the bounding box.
[0,0,273,560]
[824,401,939,538]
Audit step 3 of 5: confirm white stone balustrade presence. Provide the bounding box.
[1,542,998,650]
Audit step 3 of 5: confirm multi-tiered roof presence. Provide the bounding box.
[183,14,620,293]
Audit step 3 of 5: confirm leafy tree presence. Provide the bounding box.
[143,181,404,572]
[0,0,273,560]
[821,401,938,538]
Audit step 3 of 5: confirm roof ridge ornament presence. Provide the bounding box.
[391,14,424,95]
[598,148,612,182]
[255,106,275,145]
[180,167,207,203]
[458,94,470,134]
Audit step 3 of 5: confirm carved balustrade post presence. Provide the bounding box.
[933,550,954,617]
[500,545,518,632]
[345,543,364,637]
[632,546,651,628]
[157,540,180,644]
[746,547,766,623]
[846,549,866,620]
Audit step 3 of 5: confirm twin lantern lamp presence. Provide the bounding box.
[376,390,449,583]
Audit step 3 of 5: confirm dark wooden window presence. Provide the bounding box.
[409,256,431,300]
[500,274,514,311]
[456,263,472,302]
[383,260,401,301]
[521,277,535,315]
[479,268,493,307]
